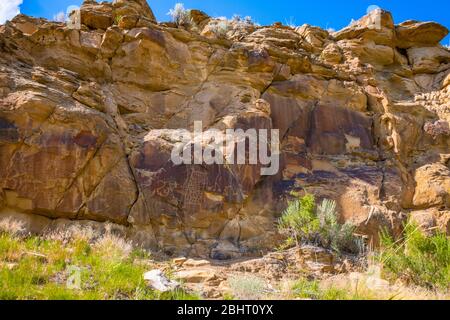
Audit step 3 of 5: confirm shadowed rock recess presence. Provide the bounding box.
[0,1,449,259]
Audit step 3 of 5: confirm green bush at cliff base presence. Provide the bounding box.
[278,194,361,254]
[379,221,450,291]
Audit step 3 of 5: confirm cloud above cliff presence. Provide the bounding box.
[0,0,23,24]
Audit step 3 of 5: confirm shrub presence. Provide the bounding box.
[231,15,255,27]
[291,278,321,299]
[284,17,297,29]
[316,199,360,254]
[207,19,230,38]
[379,220,450,290]
[207,15,257,39]
[167,3,191,26]
[114,15,123,25]
[278,194,319,246]
[278,195,361,254]
[228,274,267,300]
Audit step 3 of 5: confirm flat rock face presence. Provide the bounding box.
[0,2,449,257]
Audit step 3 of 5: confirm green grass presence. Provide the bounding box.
[380,221,450,291]
[291,278,375,300]
[0,232,199,300]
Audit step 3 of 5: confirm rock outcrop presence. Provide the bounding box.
[0,3,449,258]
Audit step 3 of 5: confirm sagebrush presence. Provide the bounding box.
[278,194,361,254]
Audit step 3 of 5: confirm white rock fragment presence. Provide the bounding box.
[143,269,179,292]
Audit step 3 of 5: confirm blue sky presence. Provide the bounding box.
[7,0,450,44]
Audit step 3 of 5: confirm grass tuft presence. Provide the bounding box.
[379,220,450,291]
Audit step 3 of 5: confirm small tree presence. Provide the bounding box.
[167,3,191,26]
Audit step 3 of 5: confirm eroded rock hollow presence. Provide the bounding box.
[0,0,449,258]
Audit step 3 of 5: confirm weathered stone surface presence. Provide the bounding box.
[334,9,395,45]
[308,105,373,155]
[0,3,449,257]
[407,47,450,74]
[113,0,157,25]
[80,0,113,30]
[297,245,336,273]
[413,163,450,208]
[144,269,180,292]
[410,208,450,236]
[396,20,449,49]
[174,268,219,283]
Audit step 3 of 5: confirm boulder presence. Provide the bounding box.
[334,9,395,45]
[407,208,449,236]
[413,163,450,208]
[144,270,180,292]
[407,47,450,74]
[297,246,336,273]
[320,43,343,64]
[182,259,211,268]
[80,1,114,30]
[410,209,438,235]
[174,268,219,284]
[396,20,449,49]
[112,0,157,25]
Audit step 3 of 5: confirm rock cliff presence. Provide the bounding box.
[0,0,449,258]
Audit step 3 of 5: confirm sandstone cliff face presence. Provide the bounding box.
[0,1,449,258]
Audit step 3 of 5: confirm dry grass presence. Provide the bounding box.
[0,218,26,237]
[228,274,269,300]
[319,271,450,300]
[274,271,449,300]
[0,226,199,300]
[93,232,133,260]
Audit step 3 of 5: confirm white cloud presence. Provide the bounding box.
[0,0,23,24]
[53,11,66,23]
